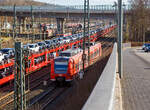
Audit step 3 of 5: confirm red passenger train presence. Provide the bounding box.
[50,42,102,82]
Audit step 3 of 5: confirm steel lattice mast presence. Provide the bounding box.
[83,0,90,71]
[13,4,16,41]
[14,42,26,110]
[31,5,35,43]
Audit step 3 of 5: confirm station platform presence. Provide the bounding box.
[122,47,150,110]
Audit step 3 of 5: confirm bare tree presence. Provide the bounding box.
[129,0,149,42]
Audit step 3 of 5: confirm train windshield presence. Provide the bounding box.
[54,58,69,74]
[59,53,71,57]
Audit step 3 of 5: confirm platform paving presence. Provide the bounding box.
[122,48,150,110]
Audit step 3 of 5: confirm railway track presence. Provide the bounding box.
[0,71,51,110]
[27,33,116,110]
[28,86,68,110]
[0,63,51,94]
[0,65,50,94]
[0,29,116,110]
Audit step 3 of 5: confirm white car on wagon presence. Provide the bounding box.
[27,44,40,53]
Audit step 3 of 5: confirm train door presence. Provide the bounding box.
[0,68,5,79]
[78,59,84,79]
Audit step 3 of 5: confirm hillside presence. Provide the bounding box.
[0,0,47,6]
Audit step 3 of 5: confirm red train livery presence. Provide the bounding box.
[50,43,102,82]
[0,60,14,85]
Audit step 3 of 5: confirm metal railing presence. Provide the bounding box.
[0,4,131,12]
[82,43,117,110]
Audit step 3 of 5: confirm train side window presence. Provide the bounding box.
[97,49,99,54]
[89,54,92,60]
[90,54,92,59]
[92,53,94,58]
[0,74,3,79]
[66,46,69,49]
[95,50,98,56]
[94,51,97,57]
[75,64,78,70]
[0,69,4,79]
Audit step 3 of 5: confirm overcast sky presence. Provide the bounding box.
[35,0,128,5]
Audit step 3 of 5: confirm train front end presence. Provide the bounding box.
[50,57,73,82]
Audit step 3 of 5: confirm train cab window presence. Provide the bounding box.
[59,53,71,57]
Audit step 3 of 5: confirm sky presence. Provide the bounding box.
[35,0,129,5]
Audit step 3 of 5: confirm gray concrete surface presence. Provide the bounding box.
[122,48,150,110]
[114,73,123,110]
[123,43,131,49]
[134,47,150,63]
[82,43,117,110]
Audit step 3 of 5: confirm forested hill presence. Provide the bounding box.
[0,0,48,6]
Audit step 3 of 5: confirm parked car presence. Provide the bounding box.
[45,40,53,48]
[0,52,5,63]
[144,45,150,52]
[57,37,65,44]
[0,48,15,59]
[27,44,40,53]
[63,37,70,43]
[142,43,150,50]
[72,35,77,41]
[52,39,59,45]
[23,45,29,50]
[37,42,47,50]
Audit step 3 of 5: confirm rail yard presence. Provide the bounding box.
[0,23,116,109]
[0,1,118,110]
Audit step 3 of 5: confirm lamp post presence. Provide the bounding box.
[31,5,34,43]
[112,1,123,78]
[112,2,118,24]
[0,20,1,49]
[13,4,16,41]
[39,7,42,40]
[118,0,123,78]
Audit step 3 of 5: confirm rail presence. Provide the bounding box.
[82,43,117,110]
